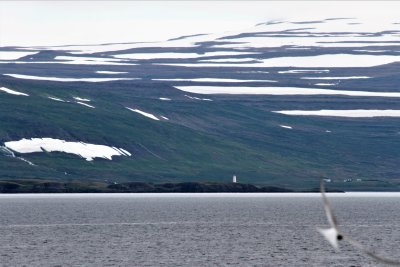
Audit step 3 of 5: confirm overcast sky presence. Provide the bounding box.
[1,1,399,46]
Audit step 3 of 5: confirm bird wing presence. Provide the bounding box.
[345,236,400,266]
[320,179,339,229]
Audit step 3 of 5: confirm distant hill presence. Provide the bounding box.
[1,18,400,191]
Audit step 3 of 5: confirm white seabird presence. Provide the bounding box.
[317,179,343,250]
[318,179,400,266]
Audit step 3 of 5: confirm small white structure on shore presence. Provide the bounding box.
[233,175,237,183]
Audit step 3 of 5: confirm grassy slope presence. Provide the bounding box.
[1,77,399,190]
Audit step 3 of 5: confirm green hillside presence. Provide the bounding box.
[1,77,399,190]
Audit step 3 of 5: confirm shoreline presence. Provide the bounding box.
[1,192,400,197]
[3,180,399,194]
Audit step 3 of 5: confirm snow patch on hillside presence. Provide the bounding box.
[258,54,400,68]
[154,78,277,83]
[126,107,160,120]
[4,74,140,82]
[54,56,136,66]
[119,148,132,156]
[0,87,29,96]
[301,76,370,80]
[212,35,400,49]
[0,146,35,166]
[184,95,213,101]
[48,96,66,102]
[74,97,91,102]
[274,109,400,117]
[199,58,260,63]
[175,86,400,98]
[278,69,330,74]
[96,71,129,74]
[76,102,95,109]
[315,83,336,86]
[0,51,38,60]
[158,54,400,68]
[212,18,400,49]
[4,138,131,161]
[112,147,132,157]
[113,51,260,60]
[280,125,293,129]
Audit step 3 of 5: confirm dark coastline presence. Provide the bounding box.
[0,180,345,193]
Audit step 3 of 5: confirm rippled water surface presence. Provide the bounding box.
[0,193,399,267]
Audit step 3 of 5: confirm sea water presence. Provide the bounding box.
[0,193,399,266]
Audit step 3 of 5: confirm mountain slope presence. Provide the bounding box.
[1,17,400,190]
